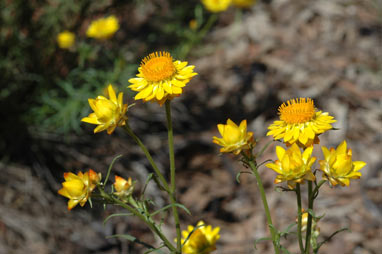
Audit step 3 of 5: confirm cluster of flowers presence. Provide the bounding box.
[58,46,368,252]
[57,15,119,49]
[59,51,220,253]
[213,97,366,188]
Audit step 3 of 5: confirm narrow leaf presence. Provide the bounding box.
[151,203,191,216]
[103,213,133,225]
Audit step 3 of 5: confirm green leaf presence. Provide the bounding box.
[236,171,252,183]
[254,237,272,250]
[280,223,297,237]
[280,245,291,254]
[315,228,349,252]
[151,203,191,216]
[141,173,154,196]
[103,213,133,225]
[107,234,157,250]
[104,154,123,186]
[256,139,274,158]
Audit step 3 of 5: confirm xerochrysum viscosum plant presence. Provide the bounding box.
[213,97,366,254]
[58,52,221,254]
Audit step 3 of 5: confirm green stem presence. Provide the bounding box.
[247,159,280,254]
[305,181,314,254]
[98,188,176,252]
[179,13,217,59]
[296,184,305,253]
[165,101,181,253]
[123,124,170,193]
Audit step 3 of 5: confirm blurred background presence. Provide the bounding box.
[0,0,381,253]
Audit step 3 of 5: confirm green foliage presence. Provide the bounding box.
[1,0,211,138]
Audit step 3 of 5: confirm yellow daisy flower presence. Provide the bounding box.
[128,51,198,105]
[267,98,336,147]
[181,221,220,254]
[58,169,101,210]
[57,31,75,49]
[319,140,367,187]
[86,15,119,40]
[212,119,255,155]
[81,84,128,134]
[232,0,256,8]
[266,144,316,189]
[201,0,232,12]
[113,175,134,200]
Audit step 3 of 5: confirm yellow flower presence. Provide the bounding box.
[267,98,336,147]
[181,221,220,254]
[58,169,101,210]
[86,15,119,40]
[232,0,256,8]
[212,119,255,155]
[201,0,232,12]
[57,31,75,49]
[266,144,316,189]
[113,175,134,200]
[82,84,128,134]
[189,19,198,30]
[319,140,366,186]
[128,51,198,105]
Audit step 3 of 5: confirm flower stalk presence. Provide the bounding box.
[165,101,182,253]
[123,124,170,193]
[305,180,314,254]
[296,183,305,253]
[245,155,280,254]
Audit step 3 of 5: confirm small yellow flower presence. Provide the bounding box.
[113,175,134,200]
[128,51,198,105]
[319,140,366,187]
[297,210,320,234]
[212,119,255,155]
[189,19,198,30]
[57,31,75,49]
[82,84,128,134]
[201,0,232,12]
[232,0,256,8]
[58,169,101,210]
[86,15,119,40]
[266,144,316,189]
[181,221,220,254]
[267,98,336,147]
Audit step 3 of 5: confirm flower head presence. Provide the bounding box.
[267,98,336,147]
[57,31,75,49]
[319,140,366,186]
[232,0,256,8]
[128,51,197,105]
[266,144,316,189]
[181,221,220,254]
[201,0,232,12]
[113,175,134,200]
[82,84,128,134]
[86,15,119,40]
[212,119,255,155]
[58,169,101,210]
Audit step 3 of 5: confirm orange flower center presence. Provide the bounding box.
[140,51,176,82]
[279,98,315,124]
